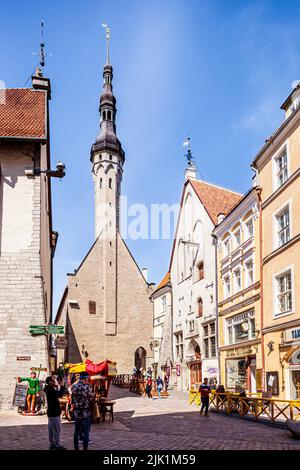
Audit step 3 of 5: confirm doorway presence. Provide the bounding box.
[134,347,146,371]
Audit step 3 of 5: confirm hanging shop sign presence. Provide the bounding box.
[285,327,300,343]
[54,336,68,349]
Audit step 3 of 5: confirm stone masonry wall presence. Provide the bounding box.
[0,146,49,410]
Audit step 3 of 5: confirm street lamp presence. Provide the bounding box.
[25,161,66,178]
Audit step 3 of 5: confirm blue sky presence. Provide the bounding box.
[1,0,300,316]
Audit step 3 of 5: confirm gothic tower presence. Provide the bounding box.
[90,35,125,336]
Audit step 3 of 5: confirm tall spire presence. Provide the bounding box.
[90,24,124,161]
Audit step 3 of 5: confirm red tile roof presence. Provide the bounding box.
[190,180,242,225]
[153,272,170,294]
[0,88,46,139]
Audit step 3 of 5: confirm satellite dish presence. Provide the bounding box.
[291,80,300,90]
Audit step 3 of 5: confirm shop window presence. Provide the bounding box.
[89,301,96,315]
[226,358,247,390]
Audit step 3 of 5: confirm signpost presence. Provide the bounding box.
[29,325,64,336]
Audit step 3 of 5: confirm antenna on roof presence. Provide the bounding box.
[33,19,52,76]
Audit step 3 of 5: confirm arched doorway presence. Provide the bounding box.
[134,347,146,371]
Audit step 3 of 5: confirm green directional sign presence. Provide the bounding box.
[46,326,64,334]
[29,325,64,335]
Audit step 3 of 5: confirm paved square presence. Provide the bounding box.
[0,386,300,450]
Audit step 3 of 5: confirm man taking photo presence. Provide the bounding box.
[70,372,94,451]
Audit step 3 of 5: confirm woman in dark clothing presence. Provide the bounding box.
[44,376,67,450]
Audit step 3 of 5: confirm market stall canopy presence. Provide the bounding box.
[64,359,117,376]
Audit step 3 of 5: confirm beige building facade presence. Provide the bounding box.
[213,188,262,393]
[252,82,300,399]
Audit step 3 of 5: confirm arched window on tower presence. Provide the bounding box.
[100,178,102,189]
[109,178,112,189]
[107,110,112,121]
[102,110,106,121]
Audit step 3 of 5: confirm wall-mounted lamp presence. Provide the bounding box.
[267,341,274,355]
[25,161,66,178]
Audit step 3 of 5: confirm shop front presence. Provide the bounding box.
[222,343,261,392]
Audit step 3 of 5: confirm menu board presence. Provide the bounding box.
[13,383,28,408]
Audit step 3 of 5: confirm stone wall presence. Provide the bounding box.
[0,144,49,410]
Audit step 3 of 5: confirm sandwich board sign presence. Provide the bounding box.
[13,383,28,408]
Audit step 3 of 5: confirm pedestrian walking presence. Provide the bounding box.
[163,374,169,392]
[44,376,67,450]
[71,372,94,451]
[145,377,152,399]
[199,377,211,417]
[156,376,164,399]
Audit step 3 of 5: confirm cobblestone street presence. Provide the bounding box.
[0,386,300,450]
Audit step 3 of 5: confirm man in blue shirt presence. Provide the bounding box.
[199,378,211,417]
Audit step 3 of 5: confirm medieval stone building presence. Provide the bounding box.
[55,44,154,373]
[0,73,56,409]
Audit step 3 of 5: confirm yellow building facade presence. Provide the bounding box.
[252,83,300,400]
[213,188,263,392]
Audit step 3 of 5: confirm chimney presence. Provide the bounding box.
[31,67,51,100]
[142,268,148,282]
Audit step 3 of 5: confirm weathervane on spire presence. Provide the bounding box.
[183,135,194,166]
[102,23,111,63]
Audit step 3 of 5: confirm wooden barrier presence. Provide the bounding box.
[189,391,300,423]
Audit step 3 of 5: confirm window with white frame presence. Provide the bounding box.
[245,218,253,240]
[276,206,290,247]
[233,268,241,293]
[175,332,184,359]
[226,311,256,345]
[223,275,231,298]
[233,228,241,249]
[275,148,288,188]
[161,295,167,312]
[224,238,230,257]
[275,270,292,316]
[245,259,254,287]
[203,322,216,358]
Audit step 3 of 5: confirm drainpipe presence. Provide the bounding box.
[251,164,265,391]
[212,233,221,385]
